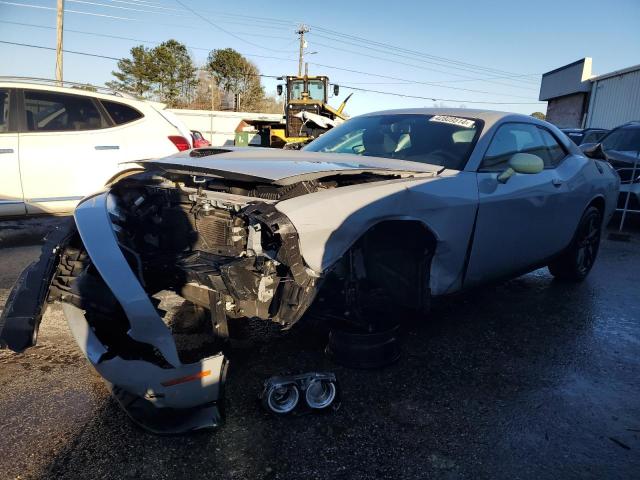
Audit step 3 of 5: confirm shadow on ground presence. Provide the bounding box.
[18,235,637,480]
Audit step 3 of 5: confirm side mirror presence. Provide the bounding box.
[333,84,340,96]
[276,85,283,96]
[497,153,544,183]
[580,142,605,159]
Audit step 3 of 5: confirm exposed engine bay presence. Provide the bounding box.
[0,163,433,433]
[100,168,404,333]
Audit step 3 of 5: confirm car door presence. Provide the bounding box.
[0,88,25,216]
[18,89,125,215]
[465,122,587,286]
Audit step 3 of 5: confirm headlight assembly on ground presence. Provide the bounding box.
[260,372,339,415]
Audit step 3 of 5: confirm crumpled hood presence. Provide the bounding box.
[144,148,441,185]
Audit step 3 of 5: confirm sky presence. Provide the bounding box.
[0,0,639,116]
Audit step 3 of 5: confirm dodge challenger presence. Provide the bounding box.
[0,109,619,432]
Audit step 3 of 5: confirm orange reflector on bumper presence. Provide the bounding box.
[161,370,211,387]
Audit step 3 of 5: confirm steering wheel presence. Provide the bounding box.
[428,149,459,167]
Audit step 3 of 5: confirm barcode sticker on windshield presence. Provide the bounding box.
[429,115,475,129]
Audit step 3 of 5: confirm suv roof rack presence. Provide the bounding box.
[0,76,138,99]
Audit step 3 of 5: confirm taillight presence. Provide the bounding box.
[168,135,190,151]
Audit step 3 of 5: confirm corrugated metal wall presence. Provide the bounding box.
[586,69,640,128]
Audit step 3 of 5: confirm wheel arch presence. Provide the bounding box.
[324,217,439,312]
[105,167,146,187]
[587,195,606,217]
[326,216,440,270]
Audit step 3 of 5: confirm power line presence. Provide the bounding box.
[0,24,299,64]
[105,0,295,28]
[309,25,540,84]
[0,39,121,60]
[0,1,294,34]
[1,18,538,101]
[67,0,186,15]
[0,19,295,43]
[308,38,539,91]
[170,0,274,51]
[307,33,540,88]
[311,32,531,88]
[0,0,137,20]
[337,84,544,105]
[2,0,540,90]
[0,40,545,105]
[0,39,295,65]
[309,62,540,100]
[4,0,539,89]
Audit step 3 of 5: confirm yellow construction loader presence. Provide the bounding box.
[268,74,352,148]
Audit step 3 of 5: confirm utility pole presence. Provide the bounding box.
[55,0,64,85]
[214,75,216,145]
[296,24,309,77]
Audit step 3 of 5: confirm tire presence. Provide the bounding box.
[548,206,602,281]
[50,245,116,312]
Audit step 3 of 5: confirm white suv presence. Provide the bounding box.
[0,79,193,216]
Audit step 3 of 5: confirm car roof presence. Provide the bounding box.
[616,121,640,129]
[358,108,534,129]
[0,78,164,109]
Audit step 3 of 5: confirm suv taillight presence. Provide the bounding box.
[168,135,190,151]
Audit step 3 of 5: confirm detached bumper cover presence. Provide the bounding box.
[1,192,228,433]
[0,218,75,351]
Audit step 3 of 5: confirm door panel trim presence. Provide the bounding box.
[26,195,85,203]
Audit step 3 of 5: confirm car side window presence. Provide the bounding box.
[100,100,143,125]
[537,127,566,167]
[24,90,107,132]
[583,131,605,144]
[481,123,564,171]
[0,89,10,133]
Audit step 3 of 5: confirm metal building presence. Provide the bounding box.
[539,59,640,129]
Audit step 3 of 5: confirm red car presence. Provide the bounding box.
[191,130,211,148]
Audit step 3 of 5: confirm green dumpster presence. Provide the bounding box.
[235,131,249,146]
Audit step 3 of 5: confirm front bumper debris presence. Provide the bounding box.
[0,193,228,433]
[0,218,75,351]
[260,372,339,415]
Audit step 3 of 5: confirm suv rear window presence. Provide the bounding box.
[100,100,143,125]
[24,90,107,132]
[0,89,10,133]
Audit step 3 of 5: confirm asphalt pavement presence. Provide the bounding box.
[0,221,638,480]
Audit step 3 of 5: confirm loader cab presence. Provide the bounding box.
[287,77,328,103]
[281,76,329,138]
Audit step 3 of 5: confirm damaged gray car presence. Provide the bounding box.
[0,109,619,433]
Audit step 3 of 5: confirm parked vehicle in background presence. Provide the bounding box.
[0,79,192,217]
[561,128,609,145]
[581,121,640,210]
[191,129,211,148]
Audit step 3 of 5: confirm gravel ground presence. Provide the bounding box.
[0,227,639,480]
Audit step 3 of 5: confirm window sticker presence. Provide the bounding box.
[429,115,475,129]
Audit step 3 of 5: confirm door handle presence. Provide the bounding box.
[95,145,120,150]
[552,178,563,187]
[0,148,14,154]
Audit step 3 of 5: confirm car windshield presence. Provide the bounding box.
[602,127,640,156]
[303,114,482,170]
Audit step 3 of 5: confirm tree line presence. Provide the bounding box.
[106,40,282,113]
